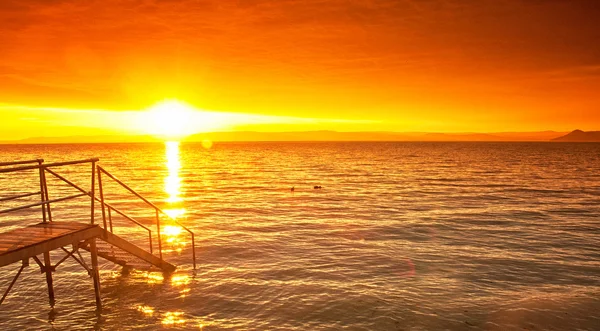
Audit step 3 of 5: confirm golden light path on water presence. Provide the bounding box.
[139,141,197,327]
[163,141,188,258]
[162,141,186,252]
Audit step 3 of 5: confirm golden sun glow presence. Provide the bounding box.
[163,225,183,237]
[144,100,214,138]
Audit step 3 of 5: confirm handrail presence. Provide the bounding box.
[0,192,88,215]
[103,202,154,254]
[0,158,97,225]
[43,167,153,253]
[0,159,47,222]
[97,165,196,269]
[0,158,99,174]
[0,191,41,202]
[0,159,43,167]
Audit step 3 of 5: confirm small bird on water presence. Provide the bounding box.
[314,186,322,189]
[291,187,295,192]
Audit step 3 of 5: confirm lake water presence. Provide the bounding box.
[1,142,599,330]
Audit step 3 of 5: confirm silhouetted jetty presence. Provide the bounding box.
[0,159,197,310]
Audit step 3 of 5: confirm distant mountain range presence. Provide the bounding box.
[1,130,598,144]
[551,130,600,142]
[186,130,567,142]
[0,134,161,144]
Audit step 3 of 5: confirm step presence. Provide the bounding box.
[81,230,176,273]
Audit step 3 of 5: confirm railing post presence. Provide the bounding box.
[97,170,107,230]
[90,161,96,225]
[38,160,47,223]
[156,209,163,259]
[42,167,52,222]
[108,208,113,233]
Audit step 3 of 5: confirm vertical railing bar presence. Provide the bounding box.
[38,161,47,223]
[108,207,113,233]
[156,209,163,260]
[97,169,107,230]
[42,168,52,222]
[148,232,153,254]
[90,161,96,225]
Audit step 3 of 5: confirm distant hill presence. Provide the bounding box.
[0,135,161,144]
[552,130,600,142]
[186,131,566,142]
[492,131,566,141]
[419,132,505,141]
[186,131,410,142]
[0,130,571,144]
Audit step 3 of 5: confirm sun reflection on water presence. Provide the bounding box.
[165,141,183,204]
[163,141,187,253]
[171,274,190,286]
[164,225,183,237]
[171,273,192,297]
[136,305,155,316]
[164,208,186,219]
[143,271,165,284]
[162,311,186,326]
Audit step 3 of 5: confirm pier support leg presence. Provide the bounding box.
[43,252,55,307]
[89,238,102,310]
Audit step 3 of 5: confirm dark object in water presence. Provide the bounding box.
[291,187,295,192]
[314,186,322,189]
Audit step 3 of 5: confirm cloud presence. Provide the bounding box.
[0,0,598,130]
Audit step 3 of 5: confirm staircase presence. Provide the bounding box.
[94,165,196,272]
[41,159,196,273]
[81,230,176,272]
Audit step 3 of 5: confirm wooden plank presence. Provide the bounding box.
[0,226,102,267]
[0,223,94,256]
[0,222,176,273]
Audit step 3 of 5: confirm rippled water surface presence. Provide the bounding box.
[1,142,600,330]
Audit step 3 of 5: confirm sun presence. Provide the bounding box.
[144,100,198,138]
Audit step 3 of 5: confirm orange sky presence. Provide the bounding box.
[1,0,599,140]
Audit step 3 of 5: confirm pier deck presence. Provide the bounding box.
[0,222,101,267]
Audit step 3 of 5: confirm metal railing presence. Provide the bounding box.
[97,165,197,269]
[0,159,97,224]
[0,158,197,269]
[0,159,44,204]
[42,164,155,255]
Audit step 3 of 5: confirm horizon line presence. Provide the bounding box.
[1,129,594,145]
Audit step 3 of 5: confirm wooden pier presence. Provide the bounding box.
[0,158,195,310]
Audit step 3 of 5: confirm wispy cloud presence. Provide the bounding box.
[0,0,599,131]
